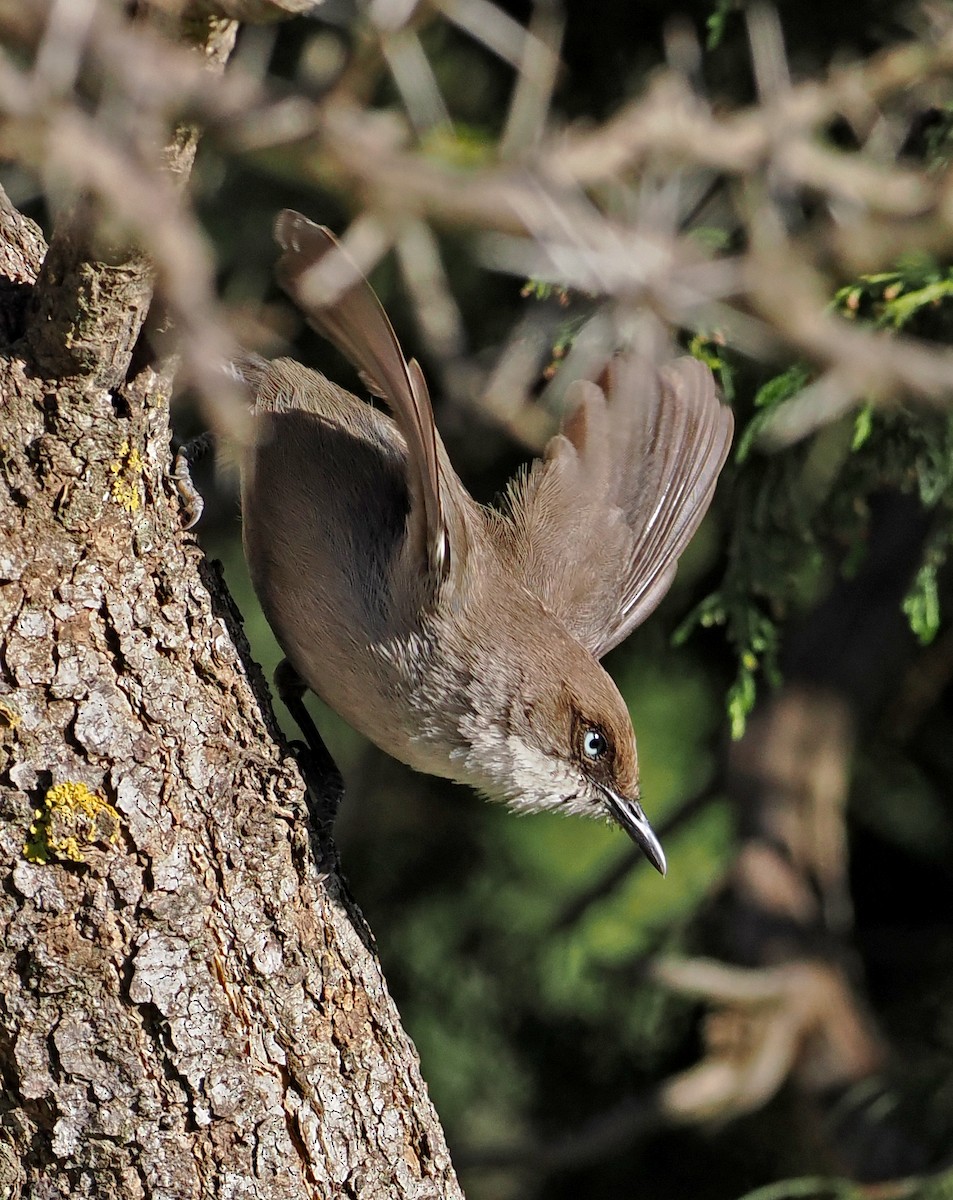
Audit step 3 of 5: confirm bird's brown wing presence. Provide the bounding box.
[273,210,473,587]
[498,355,733,659]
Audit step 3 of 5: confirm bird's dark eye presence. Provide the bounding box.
[582,728,609,760]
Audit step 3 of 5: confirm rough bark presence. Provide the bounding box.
[0,42,462,1200]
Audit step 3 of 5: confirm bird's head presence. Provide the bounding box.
[458,631,666,875]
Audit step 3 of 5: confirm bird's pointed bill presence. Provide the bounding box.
[601,787,667,875]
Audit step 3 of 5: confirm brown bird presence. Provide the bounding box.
[238,211,733,874]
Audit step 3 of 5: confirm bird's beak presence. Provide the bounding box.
[600,787,667,876]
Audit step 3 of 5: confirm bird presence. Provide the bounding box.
[237,210,734,875]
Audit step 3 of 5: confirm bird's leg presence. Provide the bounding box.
[171,432,214,529]
[274,658,345,824]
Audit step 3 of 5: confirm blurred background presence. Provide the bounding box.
[7,0,953,1195]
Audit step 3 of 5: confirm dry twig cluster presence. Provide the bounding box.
[2,0,953,444]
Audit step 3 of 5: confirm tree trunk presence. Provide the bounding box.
[0,34,462,1200]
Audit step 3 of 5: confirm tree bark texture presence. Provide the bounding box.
[0,91,462,1200]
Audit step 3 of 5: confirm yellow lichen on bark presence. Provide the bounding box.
[110,439,144,512]
[24,781,121,863]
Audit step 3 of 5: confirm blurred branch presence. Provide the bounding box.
[0,1,252,437]
[182,0,323,19]
[285,17,953,432]
[645,678,925,1176]
[460,958,884,1171]
[651,957,884,1122]
[498,0,563,160]
[434,0,549,71]
[546,33,953,197]
[5,0,953,442]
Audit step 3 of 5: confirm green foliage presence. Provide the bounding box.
[676,394,848,738]
[706,0,740,51]
[420,123,496,168]
[689,332,736,402]
[904,556,943,646]
[520,279,566,303]
[688,225,734,255]
[833,261,953,332]
[519,280,594,382]
[684,255,953,737]
[897,520,950,648]
[851,404,874,451]
[735,366,812,463]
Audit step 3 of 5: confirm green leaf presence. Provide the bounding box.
[903,559,943,646]
[851,405,874,451]
[735,366,810,462]
[689,334,736,402]
[706,0,736,50]
[672,594,726,647]
[727,665,756,740]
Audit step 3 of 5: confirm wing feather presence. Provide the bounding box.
[500,355,733,658]
[273,210,469,583]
